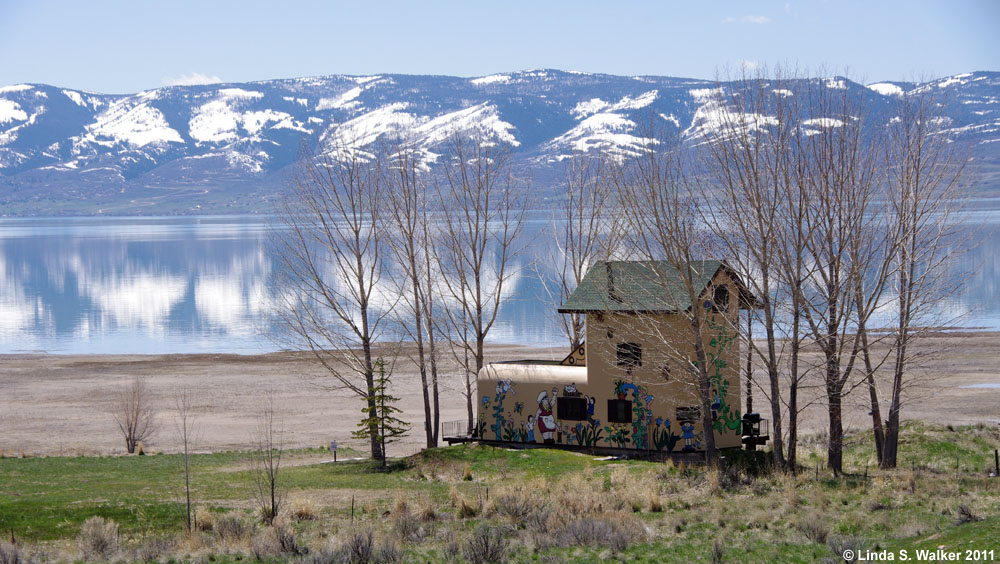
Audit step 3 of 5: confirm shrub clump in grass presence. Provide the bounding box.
[392,508,423,543]
[493,489,538,524]
[275,523,306,555]
[215,513,253,542]
[956,504,982,525]
[194,506,215,531]
[290,497,320,521]
[463,524,509,564]
[346,529,374,563]
[449,487,480,518]
[711,540,725,564]
[0,542,22,564]
[134,537,176,562]
[796,512,830,544]
[77,516,119,561]
[557,517,630,553]
[251,523,305,559]
[828,535,864,564]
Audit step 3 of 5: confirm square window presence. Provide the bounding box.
[616,342,642,367]
[608,399,632,423]
[712,286,730,312]
[676,406,701,424]
[557,396,588,421]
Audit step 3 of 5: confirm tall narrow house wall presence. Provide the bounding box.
[476,268,744,453]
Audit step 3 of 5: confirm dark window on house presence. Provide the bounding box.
[659,363,671,381]
[713,286,730,312]
[557,396,588,421]
[676,406,701,424]
[608,399,632,423]
[616,342,642,367]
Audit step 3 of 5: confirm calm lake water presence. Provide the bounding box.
[0,205,997,354]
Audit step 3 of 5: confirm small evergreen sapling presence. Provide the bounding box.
[353,358,410,467]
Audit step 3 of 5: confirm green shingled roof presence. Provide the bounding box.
[558,260,734,313]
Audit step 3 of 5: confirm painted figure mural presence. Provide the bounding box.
[535,388,559,444]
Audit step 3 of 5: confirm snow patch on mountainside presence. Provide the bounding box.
[62,90,88,107]
[802,117,844,128]
[190,88,296,144]
[190,99,241,143]
[683,93,777,143]
[217,88,263,100]
[412,103,519,147]
[321,102,417,155]
[317,86,364,111]
[572,91,658,119]
[316,77,389,111]
[0,84,33,94]
[547,112,654,158]
[85,99,183,148]
[242,109,310,135]
[0,100,28,124]
[867,83,903,96]
[660,113,681,128]
[471,74,511,86]
[689,88,723,101]
[322,101,518,161]
[937,73,973,89]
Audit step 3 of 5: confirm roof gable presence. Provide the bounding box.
[558,260,725,313]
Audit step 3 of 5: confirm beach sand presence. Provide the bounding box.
[1,333,998,457]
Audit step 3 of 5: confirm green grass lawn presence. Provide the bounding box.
[1,422,998,563]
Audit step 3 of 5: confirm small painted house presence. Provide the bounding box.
[474,260,758,455]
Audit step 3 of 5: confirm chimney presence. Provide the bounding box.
[606,262,622,303]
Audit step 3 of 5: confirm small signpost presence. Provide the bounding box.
[330,440,338,462]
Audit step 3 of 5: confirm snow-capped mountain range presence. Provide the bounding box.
[1,70,998,215]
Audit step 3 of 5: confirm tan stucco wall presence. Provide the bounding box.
[476,270,744,453]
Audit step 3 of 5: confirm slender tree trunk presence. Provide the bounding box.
[762,305,786,467]
[783,303,799,471]
[745,312,753,414]
[882,335,908,468]
[862,343,885,465]
[692,315,718,465]
[827,385,843,476]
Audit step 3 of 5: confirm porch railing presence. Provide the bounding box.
[441,419,475,438]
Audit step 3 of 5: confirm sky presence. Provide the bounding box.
[1,0,997,94]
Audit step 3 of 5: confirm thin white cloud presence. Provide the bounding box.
[741,60,760,71]
[162,72,223,86]
[723,15,773,24]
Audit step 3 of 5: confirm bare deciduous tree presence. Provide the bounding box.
[543,151,621,351]
[272,142,395,461]
[795,76,888,475]
[110,376,156,454]
[615,133,723,466]
[384,138,443,448]
[700,66,806,470]
[173,388,199,531]
[436,132,527,435]
[874,85,968,468]
[249,394,284,525]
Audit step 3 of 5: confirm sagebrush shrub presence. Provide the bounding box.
[78,516,119,561]
[215,513,252,541]
[0,542,22,564]
[346,529,375,563]
[463,524,509,564]
[796,512,829,544]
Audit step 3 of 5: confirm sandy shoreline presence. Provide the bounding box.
[2,333,998,458]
